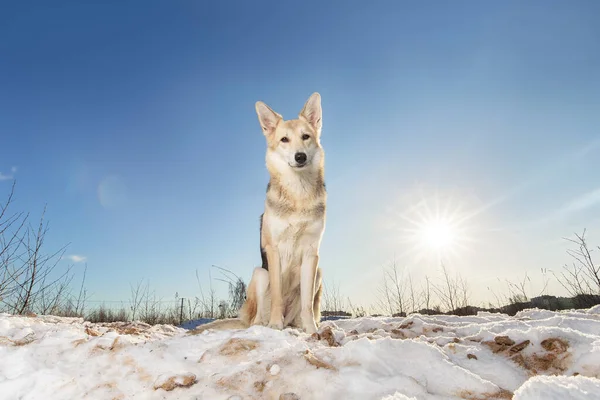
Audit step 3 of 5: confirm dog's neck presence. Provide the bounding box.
[268,166,325,200]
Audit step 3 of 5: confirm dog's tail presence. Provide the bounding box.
[187,318,250,335]
[187,271,258,335]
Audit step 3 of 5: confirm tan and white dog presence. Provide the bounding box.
[192,92,326,334]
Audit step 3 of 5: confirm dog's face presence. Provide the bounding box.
[255,93,323,172]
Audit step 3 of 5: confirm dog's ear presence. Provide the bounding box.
[255,101,282,137]
[299,92,322,134]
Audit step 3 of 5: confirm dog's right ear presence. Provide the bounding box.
[255,101,282,137]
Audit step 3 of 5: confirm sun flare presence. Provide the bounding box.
[385,186,482,265]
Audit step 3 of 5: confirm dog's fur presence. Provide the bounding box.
[191,93,326,335]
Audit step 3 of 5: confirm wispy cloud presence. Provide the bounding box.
[559,188,600,215]
[464,138,600,222]
[526,187,600,229]
[0,166,18,181]
[66,255,87,263]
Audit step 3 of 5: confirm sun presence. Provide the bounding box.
[418,218,456,250]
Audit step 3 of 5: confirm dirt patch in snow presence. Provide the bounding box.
[484,335,572,375]
[483,336,530,354]
[304,350,337,371]
[91,337,122,353]
[457,388,513,399]
[309,326,343,347]
[219,338,260,356]
[153,373,197,391]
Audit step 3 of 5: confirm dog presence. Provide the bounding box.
[191,92,326,335]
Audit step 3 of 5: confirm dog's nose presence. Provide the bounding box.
[295,152,307,164]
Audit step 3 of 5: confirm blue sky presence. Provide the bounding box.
[1,1,599,309]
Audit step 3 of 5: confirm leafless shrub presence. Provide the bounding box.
[138,285,175,325]
[129,279,146,321]
[87,304,129,323]
[35,264,89,317]
[84,266,247,326]
[85,279,181,325]
[186,296,203,321]
[323,279,346,315]
[377,261,451,316]
[553,229,600,299]
[422,275,432,310]
[430,262,470,312]
[346,296,367,318]
[377,260,407,316]
[506,273,530,304]
[0,182,85,316]
[195,268,217,318]
[83,296,182,325]
[488,269,551,309]
[407,273,419,314]
[212,265,247,318]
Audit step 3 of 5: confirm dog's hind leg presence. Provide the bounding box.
[239,267,270,326]
[251,267,270,326]
[252,267,270,325]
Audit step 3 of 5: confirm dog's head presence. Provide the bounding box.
[255,92,323,173]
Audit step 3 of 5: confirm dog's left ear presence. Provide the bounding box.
[299,92,322,134]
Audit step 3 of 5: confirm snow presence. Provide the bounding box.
[513,375,600,400]
[1,308,599,399]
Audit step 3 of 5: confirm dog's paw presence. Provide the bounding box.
[268,322,283,330]
[301,311,318,334]
[302,321,318,335]
[267,317,283,330]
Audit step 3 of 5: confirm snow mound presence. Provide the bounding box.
[1,307,599,399]
[513,375,600,400]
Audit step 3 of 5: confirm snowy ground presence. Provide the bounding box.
[1,307,600,400]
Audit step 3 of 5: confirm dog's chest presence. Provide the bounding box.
[267,214,324,249]
[264,172,326,257]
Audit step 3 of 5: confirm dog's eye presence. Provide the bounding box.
[281,137,289,143]
[302,134,310,140]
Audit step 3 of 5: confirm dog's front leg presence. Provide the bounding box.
[300,252,319,334]
[265,244,284,330]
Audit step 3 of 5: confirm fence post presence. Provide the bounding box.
[180,297,184,326]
